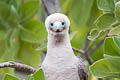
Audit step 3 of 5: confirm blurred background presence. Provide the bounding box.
[0,0,120,80]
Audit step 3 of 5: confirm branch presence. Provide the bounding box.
[0,61,36,73]
[84,51,93,65]
[55,0,61,12]
[87,41,95,51]
[82,32,90,51]
[82,32,93,65]
[89,38,105,55]
[73,32,93,65]
[41,0,50,15]
[72,47,84,54]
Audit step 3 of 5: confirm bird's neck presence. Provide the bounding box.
[47,33,71,48]
[46,33,75,61]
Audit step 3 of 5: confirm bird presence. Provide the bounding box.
[41,13,88,80]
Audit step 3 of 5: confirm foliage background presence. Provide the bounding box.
[0,0,120,80]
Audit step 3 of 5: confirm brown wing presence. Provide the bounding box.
[78,58,88,80]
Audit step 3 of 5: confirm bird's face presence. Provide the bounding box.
[45,13,70,35]
[49,20,65,33]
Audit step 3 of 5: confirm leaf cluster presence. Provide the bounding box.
[89,0,120,79]
[3,69,45,80]
[0,0,47,74]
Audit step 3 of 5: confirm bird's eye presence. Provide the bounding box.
[62,22,65,26]
[50,23,54,26]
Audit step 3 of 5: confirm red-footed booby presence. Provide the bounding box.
[41,13,88,80]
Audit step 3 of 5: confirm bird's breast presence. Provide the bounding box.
[41,57,80,80]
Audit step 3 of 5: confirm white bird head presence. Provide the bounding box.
[45,13,70,35]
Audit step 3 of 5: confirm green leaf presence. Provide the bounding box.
[0,2,19,28]
[0,28,20,63]
[0,18,10,29]
[115,1,120,22]
[0,30,18,74]
[86,1,102,30]
[7,5,20,25]
[88,29,99,41]
[0,1,10,20]
[27,69,45,80]
[0,28,20,62]
[90,59,111,78]
[61,0,74,14]
[90,58,120,78]
[20,20,47,44]
[109,25,120,36]
[20,0,40,23]
[3,73,19,80]
[0,40,6,58]
[69,0,94,27]
[70,31,77,40]
[35,43,47,52]
[27,75,34,80]
[69,12,88,49]
[95,13,116,30]
[18,41,41,68]
[88,29,108,41]
[2,0,17,8]
[97,0,115,12]
[104,37,120,56]
[91,45,104,61]
[104,55,120,71]
[15,0,21,9]
[0,30,7,40]
[113,36,120,48]
[33,69,45,80]
[114,0,120,3]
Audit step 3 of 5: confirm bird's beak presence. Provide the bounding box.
[50,21,65,32]
[54,21,63,30]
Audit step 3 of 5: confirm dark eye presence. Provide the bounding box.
[62,22,65,26]
[50,23,53,26]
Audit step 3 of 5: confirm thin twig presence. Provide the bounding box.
[73,32,93,65]
[0,61,36,73]
[89,38,105,55]
[72,47,84,54]
[55,0,61,12]
[89,34,108,56]
[41,0,50,15]
[84,51,93,65]
[87,41,95,51]
[82,32,93,65]
[83,32,90,51]
[72,47,93,65]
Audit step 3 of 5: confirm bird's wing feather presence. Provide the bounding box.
[78,58,88,80]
